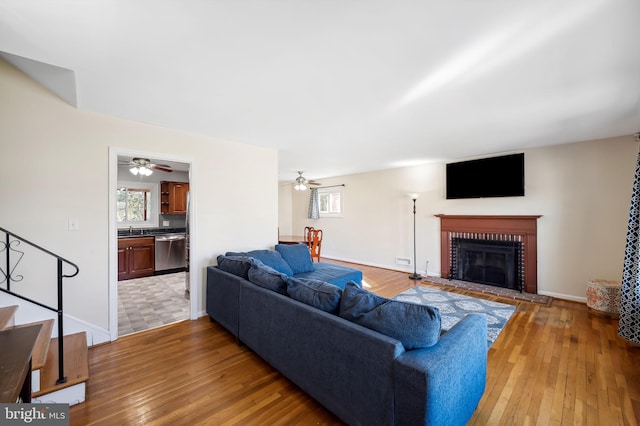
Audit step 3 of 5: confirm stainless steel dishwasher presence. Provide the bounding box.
[155,233,186,272]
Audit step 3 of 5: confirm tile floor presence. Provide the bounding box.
[118,272,190,336]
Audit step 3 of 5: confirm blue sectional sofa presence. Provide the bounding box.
[206,244,488,426]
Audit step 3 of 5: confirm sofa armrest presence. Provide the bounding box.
[206,266,244,337]
[393,313,487,426]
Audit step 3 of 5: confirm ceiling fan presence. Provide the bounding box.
[120,158,173,176]
[294,171,321,190]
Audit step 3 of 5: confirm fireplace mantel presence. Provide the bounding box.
[436,214,542,293]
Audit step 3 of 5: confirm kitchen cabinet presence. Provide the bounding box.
[118,237,155,281]
[160,181,189,214]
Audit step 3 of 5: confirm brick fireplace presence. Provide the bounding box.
[436,215,541,294]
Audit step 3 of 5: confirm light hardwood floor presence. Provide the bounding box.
[70,261,640,425]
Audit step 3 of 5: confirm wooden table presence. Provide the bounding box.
[0,324,42,403]
[278,235,306,245]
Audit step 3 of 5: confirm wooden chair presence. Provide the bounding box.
[308,229,323,262]
[303,226,314,248]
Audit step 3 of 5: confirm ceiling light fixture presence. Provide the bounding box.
[130,165,153,176]
[294,171,307,191]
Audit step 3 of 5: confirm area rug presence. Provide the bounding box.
[393,286,516,348]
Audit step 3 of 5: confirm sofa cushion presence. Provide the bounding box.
[286,277,343,314]
[226,250,293,276]
[216,255,259,279]
[248,264,289,295]
[294,263,363,289]
[275,244,315,274]
[339,282,441,350]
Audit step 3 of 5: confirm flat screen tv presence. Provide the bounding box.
[446,153,524,199]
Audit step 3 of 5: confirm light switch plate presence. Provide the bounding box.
[163,220,170,227]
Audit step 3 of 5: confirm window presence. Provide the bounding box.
[118,188,150,222]
[117,181,158,228]
[319,188,343,217]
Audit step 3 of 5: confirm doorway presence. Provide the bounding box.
[109,149,195,340]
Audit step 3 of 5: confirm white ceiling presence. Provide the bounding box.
[1,0,639,183]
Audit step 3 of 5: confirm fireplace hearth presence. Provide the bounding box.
[451,238,523,291]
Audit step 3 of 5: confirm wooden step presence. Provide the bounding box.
[11,319,54,370]
[32,332,89,398]
[0,305,18,329]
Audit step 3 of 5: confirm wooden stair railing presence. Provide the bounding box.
[0,227,79,386]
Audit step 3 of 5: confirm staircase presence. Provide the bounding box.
[0,227,89,405]
[0,308,89,406]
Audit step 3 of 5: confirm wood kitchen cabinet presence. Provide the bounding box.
[160,181,189,214]
[118,237,155,281]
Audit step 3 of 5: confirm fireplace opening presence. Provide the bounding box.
[451,238,523,291]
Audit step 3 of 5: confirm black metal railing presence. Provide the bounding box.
[0,227,79,385]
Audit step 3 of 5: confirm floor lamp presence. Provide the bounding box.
[408,193,421,280]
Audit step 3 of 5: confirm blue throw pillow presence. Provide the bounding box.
[226,250,293,276]
[339,282,441,350]
[248,264,289,295]
[216,255,260,279]
[275,244,314,274]
[286,277,342,314]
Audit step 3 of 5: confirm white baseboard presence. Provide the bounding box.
[321,255,427,277]
[0,292,110,345]
[539,291,586,303]
[64,313,111,345]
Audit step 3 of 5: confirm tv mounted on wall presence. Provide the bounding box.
[446,153,525,199]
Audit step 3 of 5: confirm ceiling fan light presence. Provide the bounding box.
[141,166,153,176]
[130,166,139,175]
[295,183,307,191]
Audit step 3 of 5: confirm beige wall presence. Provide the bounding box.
[282,136,638,301]
[278,183,294,237]
[0,59,279,336]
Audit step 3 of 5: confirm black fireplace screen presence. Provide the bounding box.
[450,238,523,291]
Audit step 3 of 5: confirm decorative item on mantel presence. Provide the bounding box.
[586,279,622,318]
[408,193,421,280]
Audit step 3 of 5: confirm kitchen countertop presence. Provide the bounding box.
[117,227,186,238]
